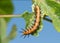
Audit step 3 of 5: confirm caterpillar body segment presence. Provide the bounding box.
[22,5,42,36]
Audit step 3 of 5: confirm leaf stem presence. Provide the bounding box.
[0,15,21,18]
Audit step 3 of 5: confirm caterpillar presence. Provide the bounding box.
[21,5,41,37]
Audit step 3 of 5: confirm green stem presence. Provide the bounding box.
[0,15,22,18]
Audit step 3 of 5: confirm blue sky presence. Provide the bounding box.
[6,0,60,43]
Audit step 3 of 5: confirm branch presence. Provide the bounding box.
[0,15,22,18]
[43,15,52,23]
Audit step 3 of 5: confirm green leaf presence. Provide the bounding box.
[0,18,7,42]
[46,0,60,18]
[0,0,14,22]
[0,0,14,14]
[21,11,35,29]
[45,0,60,32]
[47,8,60,32]
[38,0,60,32]
[8,25,17,40]
[0,21,17,43]
[2,25,17,43]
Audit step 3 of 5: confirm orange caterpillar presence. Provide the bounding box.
[21,5,41,37]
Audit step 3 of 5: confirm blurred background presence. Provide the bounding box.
[6,0,60,43]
